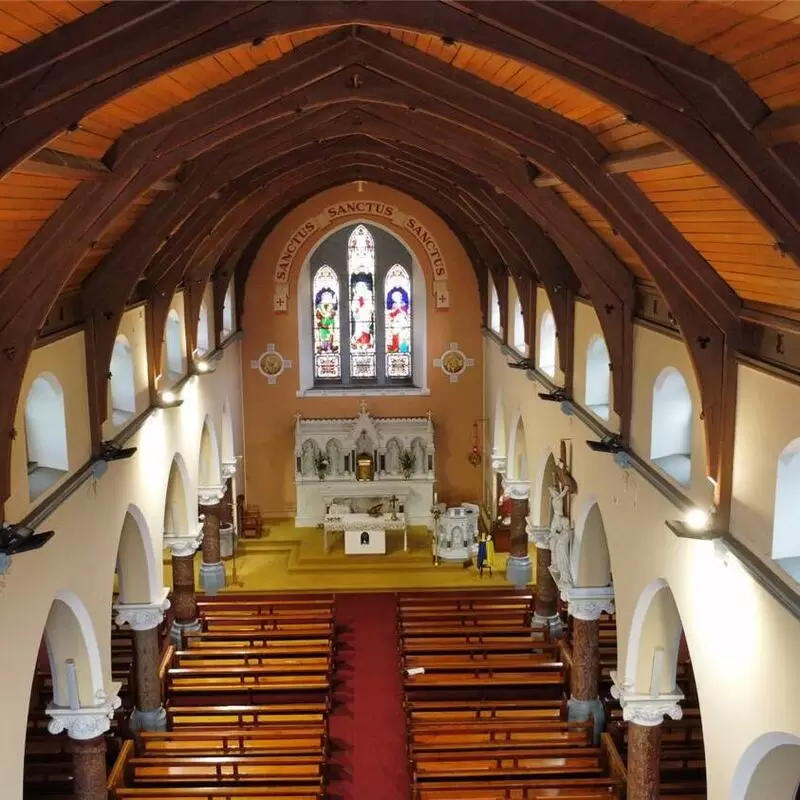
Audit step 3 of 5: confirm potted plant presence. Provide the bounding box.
[315,451,329,481]
[399,448,416,480]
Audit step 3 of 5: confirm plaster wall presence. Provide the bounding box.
[241,183,483,517]
[8,333,91,520]
[0,337,243,796]
[730,364,800,592]
[485,332,800,800]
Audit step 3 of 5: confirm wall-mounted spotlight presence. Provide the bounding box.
[538,388,569,403]
[99,441,138,462]
[157,389,184,409]
[508,358,535,371]
[0,523,55,577]
[665,507,719,540]
[585,434,625,454]
[193,359,216,375]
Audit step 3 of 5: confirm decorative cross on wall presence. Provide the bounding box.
[251,344,292,385]
[433,342,475,383]
[273,284,289,313]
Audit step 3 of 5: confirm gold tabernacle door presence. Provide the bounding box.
[356,455,374,481]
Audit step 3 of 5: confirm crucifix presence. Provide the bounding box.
[554,439,578,521]
[389,494,399,521]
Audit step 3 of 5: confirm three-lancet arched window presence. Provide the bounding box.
[311,224,413,385]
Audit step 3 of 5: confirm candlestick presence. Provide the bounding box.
[65,659,80,710]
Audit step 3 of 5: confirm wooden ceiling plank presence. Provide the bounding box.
[15,146,109,180]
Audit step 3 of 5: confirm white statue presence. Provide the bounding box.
[548,482,572,585]
[548,484,569,535]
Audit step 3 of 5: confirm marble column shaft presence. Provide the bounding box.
[627,722,662,800]
[70,735,108,800]
[133,627,162,712]
[171,553,198,624]
[201,507,221,564]
[534,546,558,619]
[570,617,600,701]
[508,496,529,557]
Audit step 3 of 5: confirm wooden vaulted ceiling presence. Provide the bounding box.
[1,0,800,514]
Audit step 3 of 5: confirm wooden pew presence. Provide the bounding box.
[166,702,329,729]
[198,599,334,619]
[202,619,333,637]
[402,638,553,655]
[185,632,331,649]
[167,665,330,694]
[410,720,593,752]
[138,727,327,757]
[173,650,331,670]
[404,652,560,669]
[415,779,621,799]
[412,746,608,782]
[406,698,566,724]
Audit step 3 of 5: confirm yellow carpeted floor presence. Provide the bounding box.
[164,519,536,593]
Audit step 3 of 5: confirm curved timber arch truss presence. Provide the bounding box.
[1,6,792,519]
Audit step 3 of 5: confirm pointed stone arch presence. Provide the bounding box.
[164,453,193,538]
[116,504,159,605]
[506,411,528,482]
[42,590,105,709]
[532,447,558,528]
[492,393,507,462]
[570,497,612,589]
[198,415,222,490]
[730,732,800,800]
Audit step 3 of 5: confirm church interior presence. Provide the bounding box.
[1,2,800,799]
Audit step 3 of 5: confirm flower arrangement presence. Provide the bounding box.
[399,448,416,479]
[314,451,329,480]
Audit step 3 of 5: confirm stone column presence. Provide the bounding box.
[198,486,226,595]
[610,674,684,800]
[503,479,531,587]
[114,590,170,732]
[47,689,122,800]
[529,526,562,636]
[565,585,615,741]
[165,530,203,647]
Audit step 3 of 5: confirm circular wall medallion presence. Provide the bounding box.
[258,352,284,377]
[441,349,466,377]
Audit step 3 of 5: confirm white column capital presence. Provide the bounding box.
[46,684,122,740]
[490,451,507,474]
[526,519,551,548]
[502,477,529,500]
[565,585,615,621]
[221,458,238,480]
[609,671,684,727]
[198,484,225,506]
[114,588,170,631]
[164,521,203,557]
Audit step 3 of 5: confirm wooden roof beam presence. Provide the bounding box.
[755,107,800,148]
[534,143,691,187]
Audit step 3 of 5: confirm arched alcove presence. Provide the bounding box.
[512,297,527,354]
[110,335,136,426]
[198,417,222,488]
[221,403,235,464]
[489,276,501,334]
[730,732,800,800]
[222,280,234,339]
[164,309,184,381]
[585,335,610,420]
[42,591,104,709]
[571,499,612,588]
[773,438,800,582]
[116,505,158,604]
[650,367,693,486]
[534,450,558,528]
[624,578,684,696]
[24,373,69,500]
[538,311,557,378]
[164,454,191,538]
[506,413,528,481]
[196,300,211,355]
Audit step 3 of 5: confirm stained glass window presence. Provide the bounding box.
[348,225,376,379]
[312,265,341,379]
[384,264,412,378]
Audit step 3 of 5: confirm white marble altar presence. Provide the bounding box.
[295,404,435,528]
[323,506,408,554]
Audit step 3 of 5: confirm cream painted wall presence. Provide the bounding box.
[485,332,800,800]
[573,300,619,433]
[8,334,92,521]
[0,339,243,796]
[628,324,712,506]
[731,364,800,592]
[103,305,149,440]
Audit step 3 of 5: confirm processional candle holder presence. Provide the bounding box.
[430,505,442,566]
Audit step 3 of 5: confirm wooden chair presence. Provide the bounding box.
[241,505,263,539]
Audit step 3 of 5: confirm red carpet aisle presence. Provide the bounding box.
[328,593,410,800]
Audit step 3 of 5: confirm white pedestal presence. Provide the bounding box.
[345,529,386,554]
[219,523,234,559]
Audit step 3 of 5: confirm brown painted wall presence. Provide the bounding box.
[241,183,484,518]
